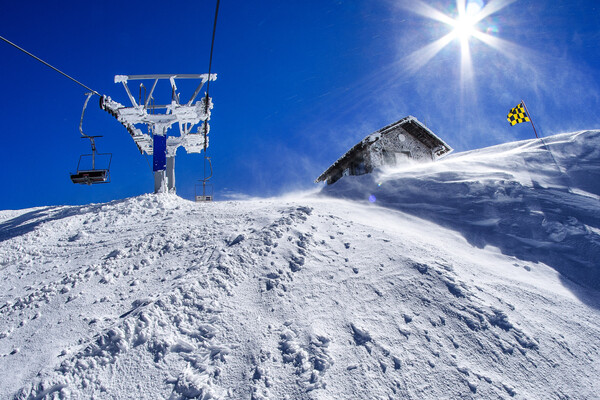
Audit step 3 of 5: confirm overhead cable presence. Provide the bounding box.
[203,0,221,186]
[205,0,220,104]
[0,35,101,96]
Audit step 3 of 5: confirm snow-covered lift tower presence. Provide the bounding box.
[100,74,216,193]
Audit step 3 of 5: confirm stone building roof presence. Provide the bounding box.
[315,116,453,183]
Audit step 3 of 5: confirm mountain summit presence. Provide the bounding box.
[1,131,599,399]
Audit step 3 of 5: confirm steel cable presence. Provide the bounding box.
[0,35,101,96]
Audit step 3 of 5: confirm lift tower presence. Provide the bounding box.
[100,74,216,193]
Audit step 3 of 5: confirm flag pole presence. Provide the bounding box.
[520,100,539,139]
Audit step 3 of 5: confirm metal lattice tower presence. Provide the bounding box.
[100,74,216,193]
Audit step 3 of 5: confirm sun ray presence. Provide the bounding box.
[473,0,518,22]
[397,0,456,26]
[460,35,474,88]
[459,44,478,131]
[404,32,456,74]
[471,30,530,60]
[457,0,467,18]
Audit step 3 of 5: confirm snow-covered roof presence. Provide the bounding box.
[315,116,453,183]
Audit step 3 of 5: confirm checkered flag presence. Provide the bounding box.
[507,102,530,126]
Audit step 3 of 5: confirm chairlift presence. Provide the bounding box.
[70,93,113,185]
[70,135,113,184]
[195,156,213,201]
[195,182,213,201]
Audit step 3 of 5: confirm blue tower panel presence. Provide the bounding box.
[153,135,167,171]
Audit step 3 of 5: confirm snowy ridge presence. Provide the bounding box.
[1,131,599,399]
[324,130,600,291]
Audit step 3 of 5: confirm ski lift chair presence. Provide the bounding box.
[70,93,113,185]
[70,135,112,185]
[195,155,214,201]
[195,182,213,202]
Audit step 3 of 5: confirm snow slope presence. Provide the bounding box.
[1,131,599,399]
[324,130,600,294]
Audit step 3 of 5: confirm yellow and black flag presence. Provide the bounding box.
[507,102,530,126]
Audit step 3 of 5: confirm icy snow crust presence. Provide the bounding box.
[1,131,599,399]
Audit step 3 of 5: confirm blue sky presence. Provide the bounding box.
[1,0,599,209]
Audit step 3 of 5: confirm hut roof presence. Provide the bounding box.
[315,116,453,183]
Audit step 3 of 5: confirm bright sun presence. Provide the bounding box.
[452,0,483,43]
[402,0,517,81]
[452,15,477,42]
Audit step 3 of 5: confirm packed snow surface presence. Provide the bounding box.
[1,131,599,399]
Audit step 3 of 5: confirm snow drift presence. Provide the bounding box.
[0,131,599,399]
[324,130,600,293]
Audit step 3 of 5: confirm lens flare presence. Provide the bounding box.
[486,25,499,35]
[369,195,377,203]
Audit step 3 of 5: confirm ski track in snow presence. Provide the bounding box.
[0,130,599,399]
